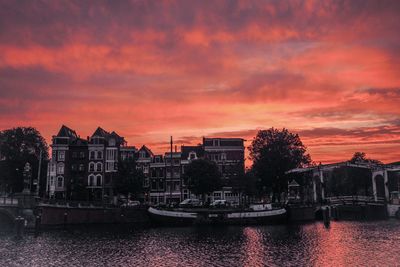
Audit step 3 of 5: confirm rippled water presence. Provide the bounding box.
[0,220,399,267]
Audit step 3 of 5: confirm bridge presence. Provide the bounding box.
[0,195,37,231]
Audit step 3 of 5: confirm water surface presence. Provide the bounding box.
[0,220,399,266]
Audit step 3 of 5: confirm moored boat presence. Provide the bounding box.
[148,205,287,226]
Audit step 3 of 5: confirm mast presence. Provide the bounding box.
[170,136,173,204]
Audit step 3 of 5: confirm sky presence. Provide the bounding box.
[0,0,399,164]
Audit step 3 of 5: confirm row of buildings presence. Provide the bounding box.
[46,125,245,204]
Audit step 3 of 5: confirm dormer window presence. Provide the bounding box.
[139,151,146,158]
[189,151,197,160]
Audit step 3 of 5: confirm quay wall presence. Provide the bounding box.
[387,204,400,218]
[333,204,387,220]
[39,205,150,226]
[287,206,315,221]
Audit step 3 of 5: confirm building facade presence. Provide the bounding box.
[47,125,136,202]
[47,126,245,205]
[47,125,88,200]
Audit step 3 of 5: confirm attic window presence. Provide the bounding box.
[189,151,197,160]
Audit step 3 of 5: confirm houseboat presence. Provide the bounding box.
[148,203,287,226]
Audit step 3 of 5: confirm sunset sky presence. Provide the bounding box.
[0,0,399,164]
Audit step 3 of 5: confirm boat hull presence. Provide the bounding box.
[148,207,287,226]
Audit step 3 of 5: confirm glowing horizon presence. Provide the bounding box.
[0,0,399,164]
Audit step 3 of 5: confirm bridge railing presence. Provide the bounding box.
[0,195,18,206]
[327,195,385,205]
[39,199,117,208]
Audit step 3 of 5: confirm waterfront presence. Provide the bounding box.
[1,220,399,267]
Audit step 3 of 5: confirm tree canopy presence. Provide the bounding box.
[114,158,145,199]
[249,128,311,199]
[184,159,222,201]
[0,127,49,194]
[350,152,383,165]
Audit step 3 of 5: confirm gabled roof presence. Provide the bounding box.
[57,125,78,138]
[138,145,154,157]
[92,127,110,138]
[110,131,125,144]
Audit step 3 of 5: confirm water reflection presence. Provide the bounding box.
[0,221,399,266]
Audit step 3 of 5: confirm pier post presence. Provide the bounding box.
[63,211,68,229]
[319,169,325,201]
[372,173,378,202]
[34,215,41,237]
[15,216,24,238]
[312,178,317,203]
[384,170,389,202]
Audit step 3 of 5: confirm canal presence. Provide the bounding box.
[0,220,399,266]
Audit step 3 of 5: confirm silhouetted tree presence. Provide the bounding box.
[350,152,382,165]
[184,159,222,202]
[0,127,49,195]
[114,158,145,200]
[249,128,311,202]
[232,169,261,204]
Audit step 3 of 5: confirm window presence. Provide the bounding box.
[57,163,64,174]
[52,151,56,160]
[109,138,116,146]
[79,164,85,172]
[97,151,103,159]
[151,180,157,190]
[88,175,95,186]
[143,166,149,173]
[221,153,226,160]
[90,151,95,160]
[174,181,180,191]
[106,162,114,171]
[58,151,65,161]
[139,151,146,158]
[159,181,164,190]
[213,139,220,146]
[71,164,77,171]
[50,176,54,186]
[50,163,56,173]
[79,152,85,159]
[107,149,116,160]
[72,152,78,159]
[57,176,63,187]
[89,162,95,172]
[96,162,102,172]
[96,175,102,186]
[143,178,149,187]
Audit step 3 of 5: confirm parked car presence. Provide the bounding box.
[179,199,203,207]
[210,199,230,207]
[121,200,141,207]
